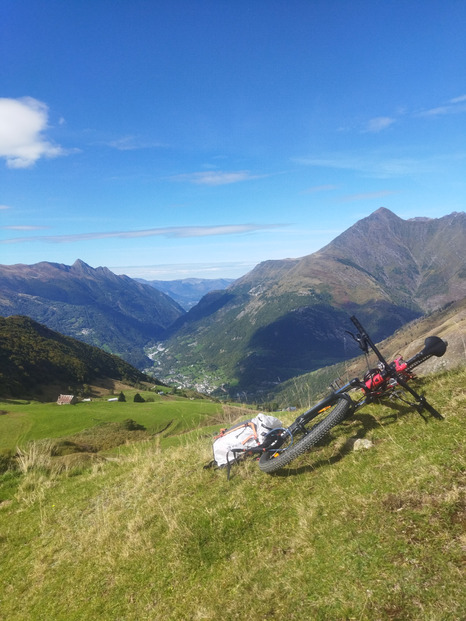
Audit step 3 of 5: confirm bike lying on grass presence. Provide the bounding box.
[255,315,447,474]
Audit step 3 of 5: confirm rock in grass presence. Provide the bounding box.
[352,438,374,451]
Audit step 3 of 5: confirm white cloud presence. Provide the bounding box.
[364,116,396,133]
[0,204,11,210]
[171,170,261,185]
[0,97,65,168]
[0,223,286,244]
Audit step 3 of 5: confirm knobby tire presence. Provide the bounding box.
[258,397,351,474]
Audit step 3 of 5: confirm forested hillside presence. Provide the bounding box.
[0,316,152,399]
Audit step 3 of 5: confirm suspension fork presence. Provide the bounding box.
[392,375,444,420]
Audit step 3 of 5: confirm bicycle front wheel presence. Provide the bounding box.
[258,397,351,474]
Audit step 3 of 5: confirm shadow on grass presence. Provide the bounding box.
[266,401,426,478]
[0,399,32,406]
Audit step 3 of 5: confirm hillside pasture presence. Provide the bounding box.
[0,366,464,620]
[0,393,224,453]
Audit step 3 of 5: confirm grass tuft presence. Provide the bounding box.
[16,439,56,474]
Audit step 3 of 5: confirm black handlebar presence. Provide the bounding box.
[350,316,447,372]
[350,315,390,370]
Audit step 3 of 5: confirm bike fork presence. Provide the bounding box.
[395,376,444,420]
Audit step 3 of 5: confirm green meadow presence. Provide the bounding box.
[0,367,465,620]
[0,391,222,453]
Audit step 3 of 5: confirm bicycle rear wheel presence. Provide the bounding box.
[258,397,351,474]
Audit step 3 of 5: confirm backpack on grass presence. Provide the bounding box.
[209,413,283,477]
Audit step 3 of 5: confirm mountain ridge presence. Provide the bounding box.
[1,209,465,395]
[153,208,466,395]
[0,259,185,368]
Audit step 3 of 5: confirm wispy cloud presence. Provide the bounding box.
[0,97,66,168]
[107,136,145,151]
[361,94,466,131]
[0,223,286,244]
[2,225,48,231]
[301,184,338,194]
[170,170,262,185]
[364,116,396,133]
[419,94,466,117]
[0,204,11,210]
[341,190,397,202]
[295,153,450,178]
[450,94,466,104]
[105,135,166,150]
[110,261,254,279]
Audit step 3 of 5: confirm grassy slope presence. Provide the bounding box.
[0,366,465,620]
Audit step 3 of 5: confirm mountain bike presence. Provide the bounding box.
[257,315,448,474]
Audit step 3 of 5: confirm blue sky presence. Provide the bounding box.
[1,0,465,280]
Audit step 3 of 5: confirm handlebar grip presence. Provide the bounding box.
[350,315,365,333]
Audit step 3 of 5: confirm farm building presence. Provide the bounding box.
[57,394,77,405]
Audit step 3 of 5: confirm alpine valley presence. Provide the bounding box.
[151,208,466,397]
[1,208,466,399]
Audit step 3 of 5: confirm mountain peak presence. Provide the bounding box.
[369,207,401,221]
[374,206,395,215]
[71,259,117,280]
[72,259,94,272]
